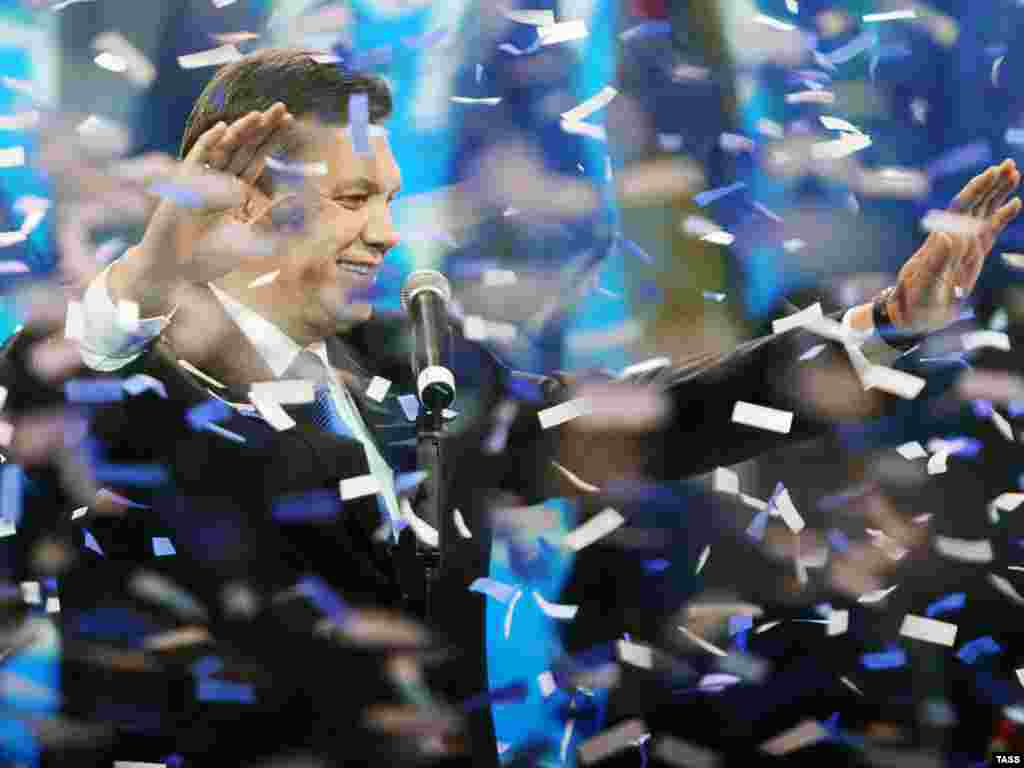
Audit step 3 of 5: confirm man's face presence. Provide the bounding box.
[258,121,402,335]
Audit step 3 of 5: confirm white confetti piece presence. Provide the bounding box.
[731,401,793,434]
[211,0,237,7]
[116,300,139,335]
[561,719,576,764]
[754,13,796,31]
[565,507,625,551]
[0,518,14,538]
[696,545,710,574]
[264,156,327,177]
[935,536,993,563]
[533,591,578,620]
[71,507,87,520]
[364,376,391,403]
[900,614,957,646]
[773,486,805,533]
[91,32,156,87]
[827,609,849,636]
[19,581,40,605]
[651,736,718,768]
[250,394,295,431]
[114,763,166,768]
[503,8,555,25]
[178,360,227,390]
[177,44,242,70]
[991,409,1015,442]
[677,625,728,657]
[247,270,280,288]
[538,397,592,429]
[1017,669,1024,688]
[990,573,1024,605]
[772,302,823,334]
[701,230,734,246]
[503,589,522,639]
[759,720,829,755]
[538,670,557,697]
[450,96,501,106]
[812,132,872,160]
[786,90,835,105]
[712,467,740,494]
[399,497,437,548]
[840,675,863,695]
[64,301,84,341]
[863,9,917,22]
[469,577,517,604]
[616,639,653,669]
[45,597,59,613]
[858,585,899,604]
[994,493,1024,512]
[339,474,380,501]
[927,449,950,475]
[820,115,863,133]
[957,369,1024,403]
[863,365,926,399]
[921,210,985,236]
[619,357,671,380]
[250,380,315,406]
[963,330,1011,352]
[755,620,782,634]
[0,112,38,131]
[578,719,649,765]
[897,441,928,460]
[538,19,589,47]
[560,85,617,124]
[453,508,473,538]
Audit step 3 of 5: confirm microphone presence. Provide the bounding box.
[400,270,456,412]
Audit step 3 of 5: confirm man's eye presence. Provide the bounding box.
[337,195,369,206]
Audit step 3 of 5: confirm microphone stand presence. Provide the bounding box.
[414,405,445,624]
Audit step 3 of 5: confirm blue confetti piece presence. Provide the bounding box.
[0,465,23,530]
[203,422,247,444]
[186,398,234,430]
[163,754,185,768]
[732,628,748,653]
[93,463,169,487]
[728,615,753,636]
[619,237,654,264]
[271,489,342,522]
[827,529,850,553]
[122,374,167,399]
[196,678,256,704]
[147,181,205,209]
[506,374,545,403]
[348,92,370,156]
[619,21,672,42]
[861,648,907,670]
[926,593,966,618]
[296,575,350,626]
[643,558,671,573]
[971,400,993,419]
[397,394,420,421]
[83,529,103,556]
[956,635,1001,665]
[637,281,662,302]
[1009,400,1024,418]
[461,681,528,713]
[946,437,983,458]
[65,378,124,403]
[694,181,746,208]
[152,537,175,557]
[814,603,833,617]
[745,509,768,542]
[191,655,223,678]
[395,470,428,497]
[824,29,877,65]
[929,141,992,182]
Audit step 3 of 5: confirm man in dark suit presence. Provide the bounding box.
[18,46,1020,766]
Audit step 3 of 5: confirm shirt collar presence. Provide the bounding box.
[208,283,319,378]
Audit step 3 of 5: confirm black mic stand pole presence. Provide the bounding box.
[414,404,445,624]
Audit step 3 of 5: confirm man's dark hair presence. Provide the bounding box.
[179,48,392,188]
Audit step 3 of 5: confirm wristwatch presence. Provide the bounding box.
[871,286,924,351]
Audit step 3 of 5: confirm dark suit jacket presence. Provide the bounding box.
[0,306,879,766]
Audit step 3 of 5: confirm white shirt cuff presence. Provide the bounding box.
[79,262,177,371]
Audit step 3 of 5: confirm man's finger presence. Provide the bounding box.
[184,121,227,168]
[951,166,997,212]
[240,116,296,186]
[992,196,1023,232]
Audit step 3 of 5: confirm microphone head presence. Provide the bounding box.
[400,270,451,310]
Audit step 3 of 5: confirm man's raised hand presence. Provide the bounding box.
[889,159,1022,332]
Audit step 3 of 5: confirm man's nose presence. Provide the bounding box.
[360,203,401,258]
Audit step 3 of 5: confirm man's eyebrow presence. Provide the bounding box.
[335,177,402,196]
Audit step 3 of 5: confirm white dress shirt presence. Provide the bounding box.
[79,263,402,541]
